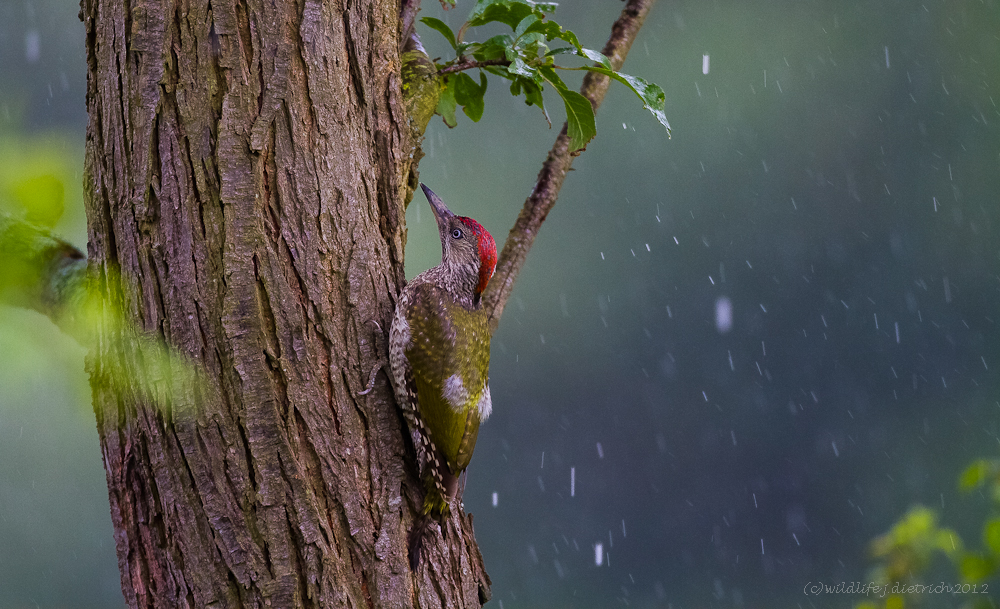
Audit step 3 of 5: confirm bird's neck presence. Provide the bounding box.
[421,262,481,309]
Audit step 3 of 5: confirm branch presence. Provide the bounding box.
[482,0,656,333]
[438,58,509,75]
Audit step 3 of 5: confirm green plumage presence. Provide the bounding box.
[389,184,497,569]
[404,283,490,479]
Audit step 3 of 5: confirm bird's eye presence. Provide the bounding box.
[452,228,463,239]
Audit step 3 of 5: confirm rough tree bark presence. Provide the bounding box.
[80,0,489,606]
[73,0,655,605]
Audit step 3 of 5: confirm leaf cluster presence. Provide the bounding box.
[422,0,670,151]
[855,456,1000,609]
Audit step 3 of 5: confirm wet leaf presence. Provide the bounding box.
[421,17,458,49]
[437,79,458,127]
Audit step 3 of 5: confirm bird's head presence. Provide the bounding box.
[421,183,497,299]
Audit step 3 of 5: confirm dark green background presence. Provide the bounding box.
[1,0,996,607]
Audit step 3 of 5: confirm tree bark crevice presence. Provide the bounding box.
[65,0,657,605]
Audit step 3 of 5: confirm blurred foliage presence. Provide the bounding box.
[857,456,1000,609]
[0,129,122,604]
[0,131,205,420]
[0,128,203,606]
[0,130,86,242]
[868,506,963,583]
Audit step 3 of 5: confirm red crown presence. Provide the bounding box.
[458,216,497,295]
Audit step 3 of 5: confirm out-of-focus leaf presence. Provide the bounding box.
[959,459,998,491]
[984,518,1000,556]
[960,554,994,583]
[13,174,64,227]
[885,595,905,609]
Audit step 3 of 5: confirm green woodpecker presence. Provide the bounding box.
[389,184,497,570]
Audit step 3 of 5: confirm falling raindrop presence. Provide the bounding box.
[715,297,733,333]
[25,30,40,63]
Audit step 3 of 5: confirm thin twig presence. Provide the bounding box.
[483,0,656,333]
[437,58,509,75]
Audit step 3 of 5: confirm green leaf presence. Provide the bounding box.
[507,56,537,79]
[544,82,594,151]
[517,32,547,56]
[519,79,550,126]
[513,15,539,40]
[985,518,1000,556]
[958,459,1000,491]
[538,66,567,90]
[960,554,995,584]
[525,19,563,40]
[453,72,488,122]
[537,69,594,149]
[960,459,1000,490]
[545,46,577,57]
[521,79,543,106]
[561,88,595,150]
[420,17,458,49]
[12,174,65,227]
[579,65,671,135]
[468,0,538,30]
[474,34,513,61]
[483,65,511,79]
[555,28,582,51]
[579,47,612,69]
[437,79,458,127]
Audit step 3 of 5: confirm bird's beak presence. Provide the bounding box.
[421,184,455,233]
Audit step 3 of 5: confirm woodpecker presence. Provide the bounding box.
[389,184,497,570]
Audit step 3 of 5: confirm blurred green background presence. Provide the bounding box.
[1,0,997,607]
[0,1,121,607]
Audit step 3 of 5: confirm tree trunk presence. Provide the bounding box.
[80,0,490,606]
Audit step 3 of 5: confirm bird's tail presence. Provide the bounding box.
[409,466,456,570]
[408,446,459,570]
[408,512,432,570]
